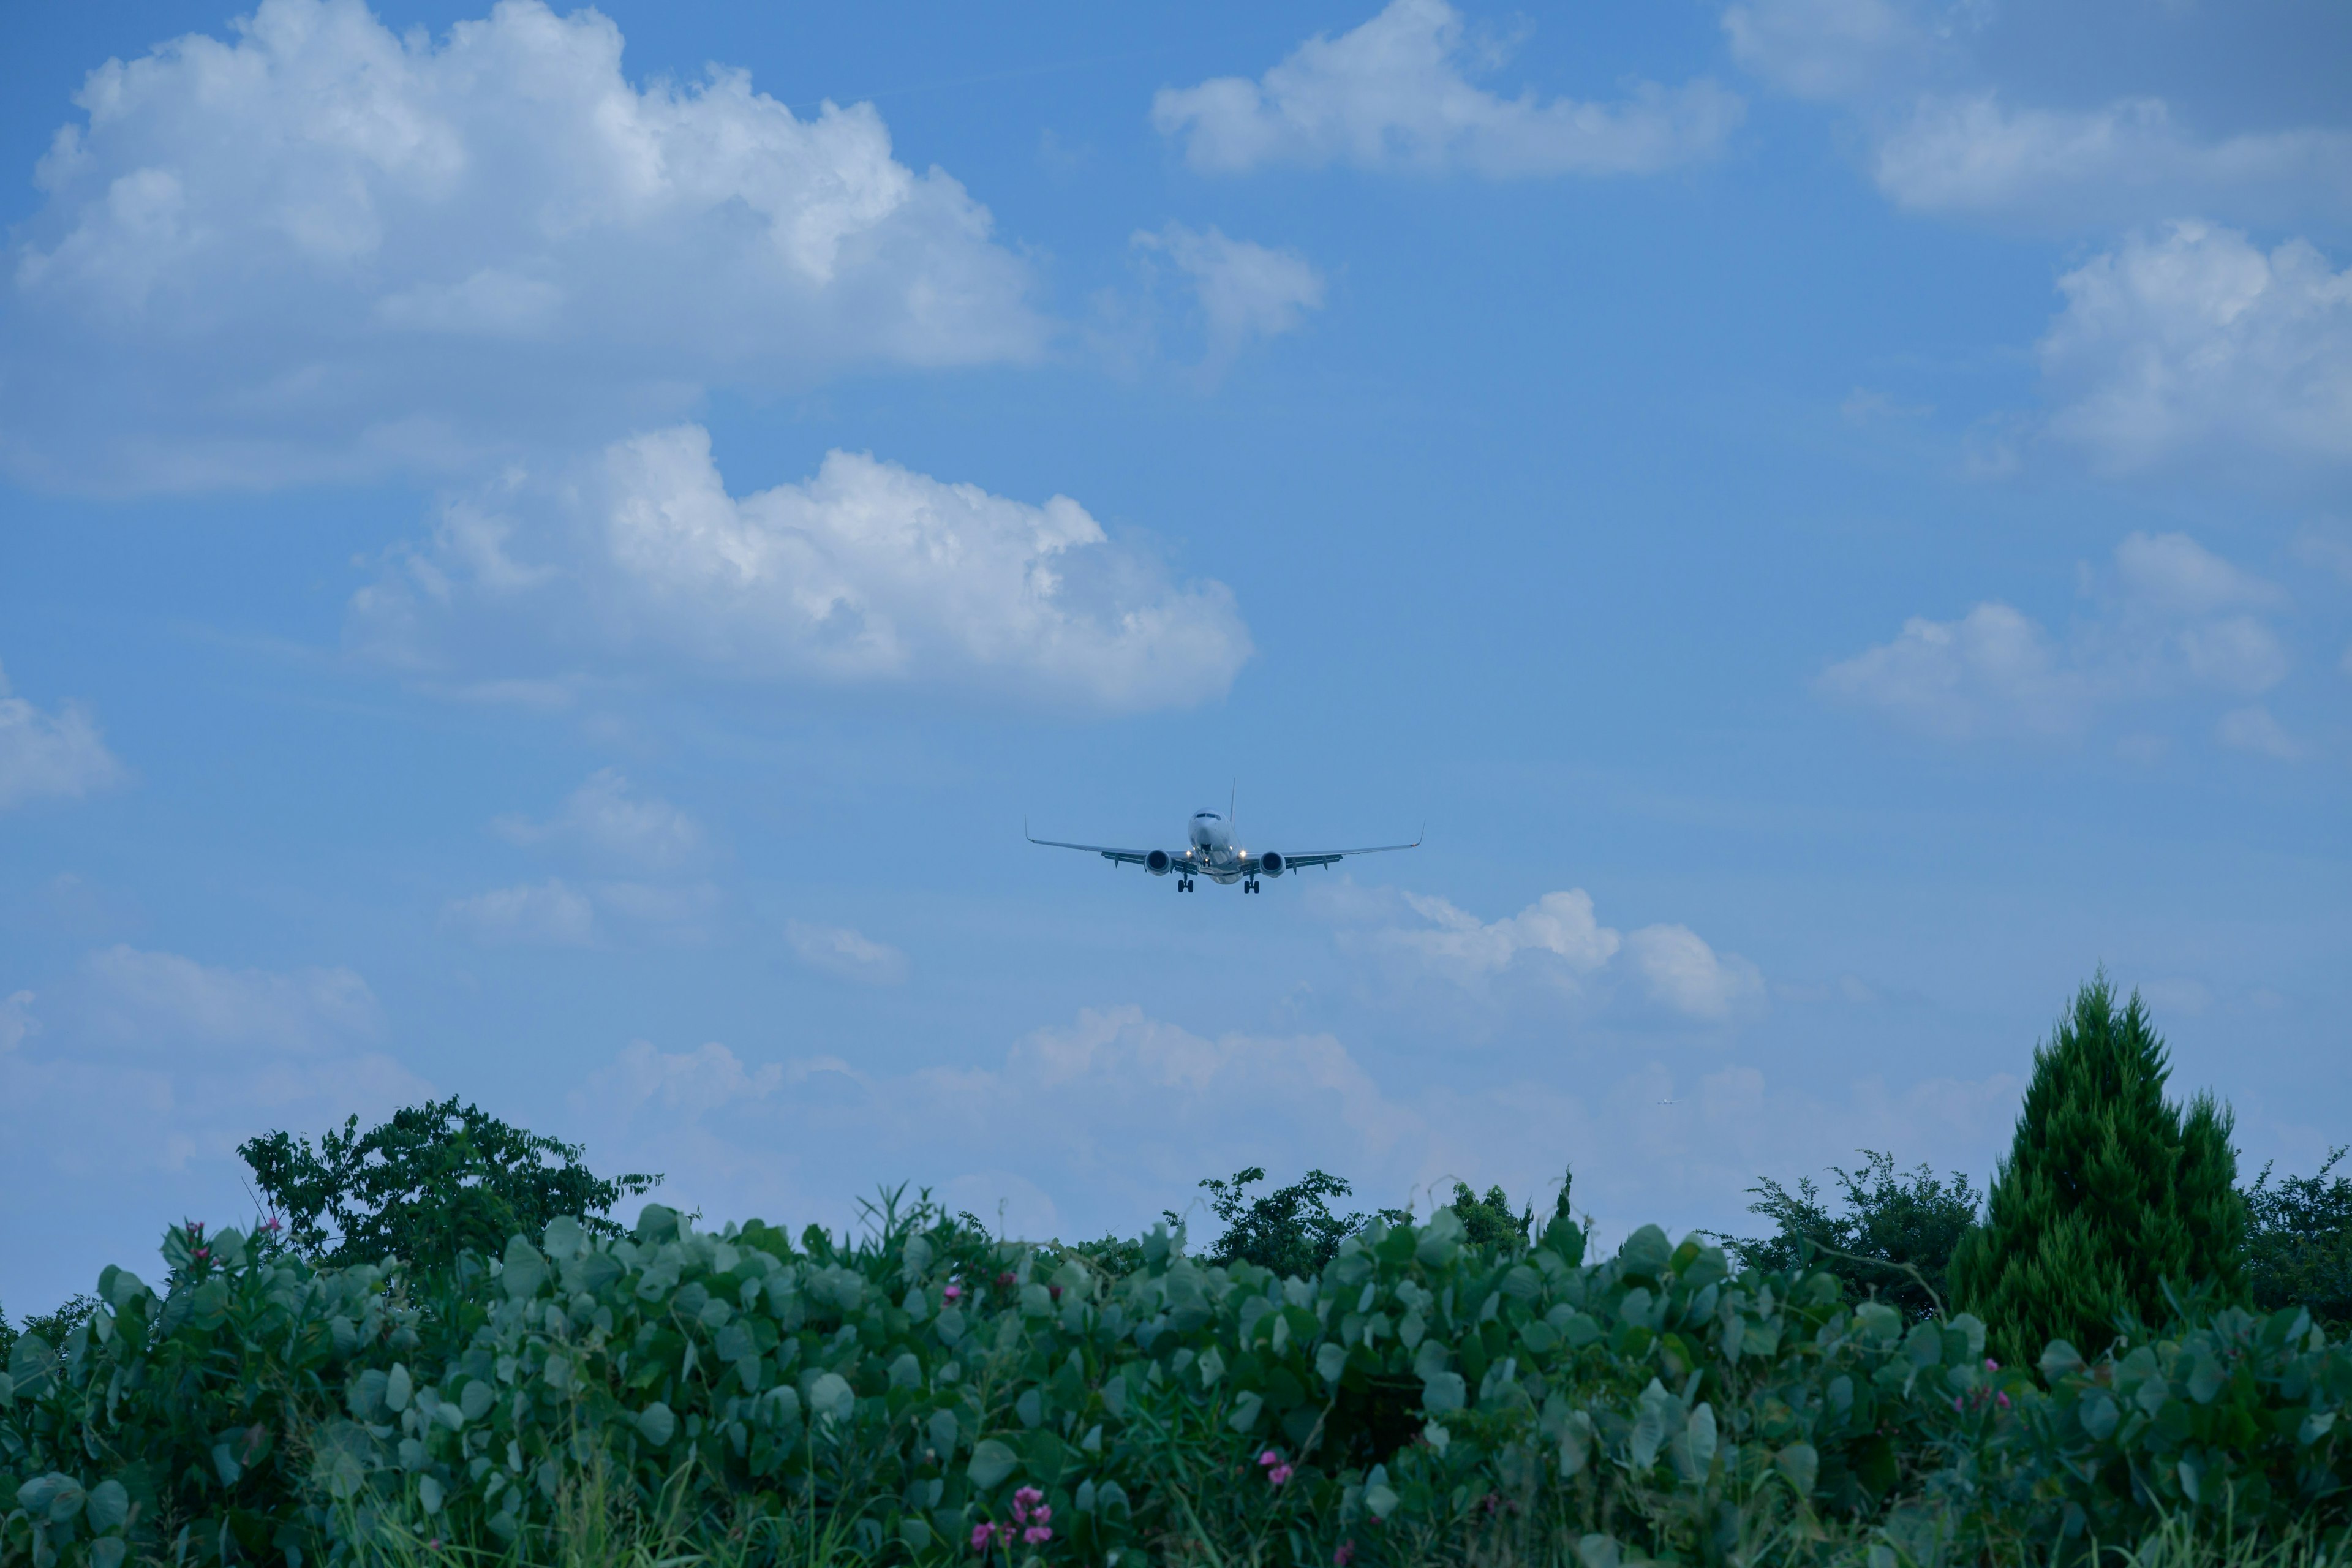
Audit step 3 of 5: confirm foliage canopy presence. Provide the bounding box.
[1729,1151,1983,1323]
[236,1096,659,1272]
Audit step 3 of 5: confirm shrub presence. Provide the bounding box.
[1952,978,2245,1366]
[1182,1166,1404,1276]
[1730,1152,1983,1324]
[238,1098,660,1272]
[2245,1148,2352,1329]
[4,1195,2027,1567]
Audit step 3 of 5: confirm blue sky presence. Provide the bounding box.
[3,0,2347,1314]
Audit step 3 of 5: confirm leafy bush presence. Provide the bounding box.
[2246,1149,2352,1329]
[1728,1152,1983,1324]
[238,1098,659,1272]
[1953,978,2245,1366]
[6,1193,2041,1567]
[1180,1166,1405,1276]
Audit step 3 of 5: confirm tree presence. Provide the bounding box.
[1950,978,2245,1366]
[1447,1182,1533,1253]
[2244,1147,2352,1327]
[1178,1166,1406,1276]
[1727,1152,1982,1321]
[239,1098,660,1272]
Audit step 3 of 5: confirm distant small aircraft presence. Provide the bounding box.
[1028,795,1419,894]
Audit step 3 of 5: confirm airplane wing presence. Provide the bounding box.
[1025,829,1169,868]
[1246,833,1422,873]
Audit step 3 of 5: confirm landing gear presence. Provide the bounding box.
[1243,877,1260,894]
[1178,876,1194,892]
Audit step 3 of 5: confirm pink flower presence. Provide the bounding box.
[260,1215,282,1234]
[1023,1526,1054,1546]
[1268,1464,1294,1486]
[1012,1487,1044,1524]
[1334,1542,1356,1567]
[995,1272,1016,1289]
[1259,1449,1282,1467]
[1996,1392,2011,1409]
[1985,1359,2000,1371]
[1031,1506,1052,1526]
[1952,1396,1964,1412]
[193,1248,209,1262]
[944,1283,963,1302]
[971,1524,993,1553]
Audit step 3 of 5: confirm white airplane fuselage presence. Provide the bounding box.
[1185,811,1246,883]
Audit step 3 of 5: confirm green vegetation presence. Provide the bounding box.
[1951,978,2246,1366]
[1178,1166,1406,1276]
[1727,1152,1984,1324]
[10,975,2352,1566]
[238,1096,661,1270]
[2245,1148,2352,1329]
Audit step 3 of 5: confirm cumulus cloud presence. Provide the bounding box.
[2,0,1040,492]
[1624,925,1768,1022]
[1821,532,2303,747]
[1153,0,1741,179]
[2215,705,2301,761]
[494,769,703,873]
[440,879,597,947]
[352,425,1253,714]
[562,1006,2020,1260]
[0,662,126,810]
[2037,224,2352,473]
[1347,886,1760,1023]
[80,945,380,1052]
[785,921,910,986]
[1722,1,2352,233]
[1,948,429,1310]
[1872,97,2352,230]
[1132,224,1325,376]
[1721,0,1929,101]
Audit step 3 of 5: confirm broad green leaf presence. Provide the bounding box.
[1776,1443,1819,1497]
[87,1479,129,1533]
[810,1372,854,1425]
[968,1438,1019,1490]
[1421,1371,1466,1414]
[638,1403,677,1446]
[501,1236,547,1301]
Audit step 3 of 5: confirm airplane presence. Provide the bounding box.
[1027,794,1420,893]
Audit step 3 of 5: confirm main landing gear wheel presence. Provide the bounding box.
[1244,878,1260,893]
[1178,876,1194,892]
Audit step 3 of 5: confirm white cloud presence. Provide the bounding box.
[3,0,1040,492]
[1,947,430,1310]
[494,768,703,873]
[0,662,126,810]
[1133,224,1325,375]
[1872,96,2352,230]
[1821,532,2302,744]
[562,1006,2021,1261]
[1347,885,1758,1023]
[1624,924,1766,1022]
[1721,2,2352,233]
[2215,705,2301,761]
[81,945,380,1052]
[2037,223,2352,473]
[1721,0,1928,101]
[785,921,910,986]
[1381,889,1621,982]
[1153,0,1741,179]
[440,878,596,947]
[353,425,1253,714]
[1,990,36,1054]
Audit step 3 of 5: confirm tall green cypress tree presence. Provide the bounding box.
[1951,977,2245,1366]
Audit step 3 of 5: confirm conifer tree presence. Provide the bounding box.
[1951,977,2245,1366]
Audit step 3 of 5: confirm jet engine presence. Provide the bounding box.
[1258,851,1285,877]
[1146,849,1173,875]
